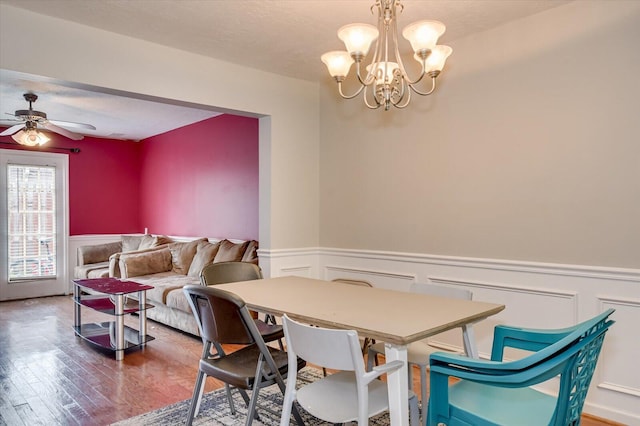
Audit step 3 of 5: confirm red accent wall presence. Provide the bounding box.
[1,130,141,235]
[2,114,258,239]
[139,115,259,240]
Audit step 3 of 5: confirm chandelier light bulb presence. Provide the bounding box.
[402,20,446,54]
[417,45,453,74]
[337,23,379,58]
[321,51,355,78]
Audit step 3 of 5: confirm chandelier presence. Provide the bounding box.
[321,0,452,111]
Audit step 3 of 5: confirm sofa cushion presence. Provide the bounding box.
[122,235,144,252]
[213,239,250,263]
[128,273,199,307]
[74,261,110,279]
[119,248,172,278]
[138,234,172,250]
[169,239,207,275]
[165,286,197,314]
[241,240,259,264]
[77,241,122,266]
[187,240,221,278]
[87,267,110,279]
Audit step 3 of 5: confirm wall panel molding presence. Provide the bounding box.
[258,246,639,424]
[318,248,640,282]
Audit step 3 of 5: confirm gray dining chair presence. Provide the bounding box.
[183,285,305,426]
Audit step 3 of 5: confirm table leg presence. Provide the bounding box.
[138,290,147,343]
[114,294,125,361]
[73,283,81,328]
[385,342,409,426]
[462,324,479,358]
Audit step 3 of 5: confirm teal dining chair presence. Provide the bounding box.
[427,308,615,426]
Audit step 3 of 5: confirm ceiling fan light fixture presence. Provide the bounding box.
[12,127,50,146]
[0,92,93,142]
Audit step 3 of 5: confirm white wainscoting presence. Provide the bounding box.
[261,247,640,425]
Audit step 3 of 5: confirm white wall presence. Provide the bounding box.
[313,1,640,422]
[319,0,640,270]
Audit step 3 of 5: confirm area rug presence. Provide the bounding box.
[112,367,391,425]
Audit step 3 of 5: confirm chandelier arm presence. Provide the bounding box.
[356,6,385,87]
[363,86,383,109]
[337,81,367,99]
[395,67,408,101]
[354,61,377,87]
[393,83,413,108]
[408,77,437,96]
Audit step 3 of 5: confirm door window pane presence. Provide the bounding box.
[7,164,57,281]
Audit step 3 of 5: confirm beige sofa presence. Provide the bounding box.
[74,234,173,279]
[75,235,258,336]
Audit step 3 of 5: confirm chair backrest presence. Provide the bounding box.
[332,278,373,288]
[555,311,614,424]
[429,309,615,426]
[517,309,614,425]
[183,284,256,345]
[200,261,262,286]
[409,282,472,301]
[282,315,364,373]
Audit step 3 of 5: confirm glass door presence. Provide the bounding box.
[0,149,69,301]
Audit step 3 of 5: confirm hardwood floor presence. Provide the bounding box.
[0,295,619,425]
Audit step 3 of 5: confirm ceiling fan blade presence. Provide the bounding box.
[49,119,96,130]
[0,119,22,127]
[0,124,25,136]
[42,122,84,140]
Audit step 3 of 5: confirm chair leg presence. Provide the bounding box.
[361,337,370,355]
[409,393,420,426]
[244,383,261,426]
[244,355,270,425]
[186,370,206,426]
[225,383,236,415]
[366,347,374,372]
[420,365,428,426]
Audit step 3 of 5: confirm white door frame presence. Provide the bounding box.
[0,148,69,301]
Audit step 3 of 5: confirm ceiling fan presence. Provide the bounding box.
[0,93,96,145]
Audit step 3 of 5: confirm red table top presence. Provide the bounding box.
[73,277,153,294]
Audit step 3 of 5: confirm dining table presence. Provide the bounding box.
[216,275,505,426]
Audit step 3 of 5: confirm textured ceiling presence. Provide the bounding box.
[0,0,572,140]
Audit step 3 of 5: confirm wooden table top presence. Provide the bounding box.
[217,276,505,345]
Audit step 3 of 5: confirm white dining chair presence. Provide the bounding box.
[280,314,419,426]
[367,282,474,426]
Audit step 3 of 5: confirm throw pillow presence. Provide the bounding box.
[169,238,207,275]
[213,239,250,263]
[137,234,172,250]
[241,240,259,264]
[137,234,157,250]
[119,248,172,277]
[187,240,221,278]
[121,235,144,252]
